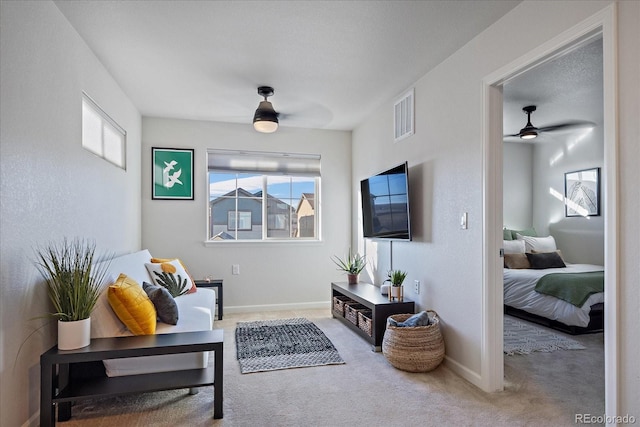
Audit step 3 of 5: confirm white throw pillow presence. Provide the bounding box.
[503,239,526,254]
[145,260,194,297]
[516,234,558,253]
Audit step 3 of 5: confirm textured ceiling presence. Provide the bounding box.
[54,0,521,131]
[503,37,603,143]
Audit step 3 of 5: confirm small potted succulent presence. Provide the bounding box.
[332,249,367,285]
[385,270,407,301]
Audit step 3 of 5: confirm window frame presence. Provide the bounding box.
[81,92,126,169]
[206,150,321,243]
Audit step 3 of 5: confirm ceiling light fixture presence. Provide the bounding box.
[253,86,279,133]
[519,105,538,140]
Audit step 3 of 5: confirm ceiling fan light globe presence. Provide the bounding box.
[520,131,537,140]
[254,119,278,133]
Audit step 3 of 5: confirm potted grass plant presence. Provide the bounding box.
[385,270,407,301]
[332,249,367,285]
[34,238,111,350]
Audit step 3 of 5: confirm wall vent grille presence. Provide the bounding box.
[394,88,414,142]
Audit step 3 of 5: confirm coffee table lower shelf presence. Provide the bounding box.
[54,367,217,402]
[40,330,223,427]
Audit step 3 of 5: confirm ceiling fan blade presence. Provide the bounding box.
[537,121,596,133]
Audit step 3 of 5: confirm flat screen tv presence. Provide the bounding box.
[360,162,411,240]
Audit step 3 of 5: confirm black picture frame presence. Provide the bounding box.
[564,167,600,217]
[152,147,194,200]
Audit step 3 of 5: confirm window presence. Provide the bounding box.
[228,211,252,231]
[207,149,320,241]
[82,93,126,169]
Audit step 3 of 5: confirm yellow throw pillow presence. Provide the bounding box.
[107,273,157,335]
[150,257,197,293]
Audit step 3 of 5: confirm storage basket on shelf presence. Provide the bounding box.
[344,302,368,326]
[332,295,353,318]
[382,311,445,372]
[357,309,373,337]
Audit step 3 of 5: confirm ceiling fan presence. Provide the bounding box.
[504,105,595,141]
[253,86,279,133]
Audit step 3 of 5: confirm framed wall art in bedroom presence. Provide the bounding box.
[564,167,600,217]
[152,147,194,200]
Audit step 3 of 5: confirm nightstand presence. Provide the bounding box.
[194,279,223,320]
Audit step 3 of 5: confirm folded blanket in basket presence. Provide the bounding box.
[388,311,430,327]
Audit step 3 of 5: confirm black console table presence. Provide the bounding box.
[40,329,223,426]
[194,279,223,320]
[332,282,415,351]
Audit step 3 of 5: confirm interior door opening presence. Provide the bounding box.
[482,4,617,416]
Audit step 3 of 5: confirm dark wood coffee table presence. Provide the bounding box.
[40,329,223,426]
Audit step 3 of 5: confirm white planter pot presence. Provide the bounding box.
[58,318,91,350]
[389,286,404,301]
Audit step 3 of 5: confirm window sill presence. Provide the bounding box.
[203,239,322,247]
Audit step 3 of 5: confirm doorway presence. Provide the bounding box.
[481,4,618,416]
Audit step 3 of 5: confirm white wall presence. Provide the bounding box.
[503,142,533,229]
[352,0,625,388]
[0,2,142,425]
[503,128,605,265]
[616,0,640,417]
[533,128,604,264]
[141,118,352,311]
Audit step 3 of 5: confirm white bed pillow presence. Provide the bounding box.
[503,239,525,254]
[516,234,557,253]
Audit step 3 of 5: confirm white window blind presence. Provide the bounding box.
[207,149,320,176]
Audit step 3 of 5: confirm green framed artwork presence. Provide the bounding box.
[152,147,194,200]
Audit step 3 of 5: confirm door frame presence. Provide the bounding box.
[481,3,618,415]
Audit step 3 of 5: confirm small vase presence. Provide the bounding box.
[347,273,359,285]
[389,286,403,301]
[58,318,91,350]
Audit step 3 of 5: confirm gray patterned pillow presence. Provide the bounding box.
[142,282,179,325]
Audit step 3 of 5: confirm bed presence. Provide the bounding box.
[503,263,604,334]
[501,231,604,334]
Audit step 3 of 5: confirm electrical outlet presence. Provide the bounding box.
[414,279,420,294]
[232,264,240,275]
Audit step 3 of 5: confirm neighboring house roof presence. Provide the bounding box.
[296,193,315,213]
[254,190,296,213]
[211,231,235,240]
[209,188,260,206]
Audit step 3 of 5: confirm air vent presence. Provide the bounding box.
[394,88,414,142]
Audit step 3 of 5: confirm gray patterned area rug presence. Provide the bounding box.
[504,315,586,355]
[235,318,345,373]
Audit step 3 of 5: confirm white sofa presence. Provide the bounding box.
[91,249,216,377]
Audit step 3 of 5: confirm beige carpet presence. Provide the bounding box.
[58,309,604,426]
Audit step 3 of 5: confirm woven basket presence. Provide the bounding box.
[344,302,367,326]
[357,310,373,337]
[382,311,445,372]
[332,295,352,318]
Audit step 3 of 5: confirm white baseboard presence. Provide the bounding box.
[224,301,330,314]
[22,411,38,427]
[443,355,483,389]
